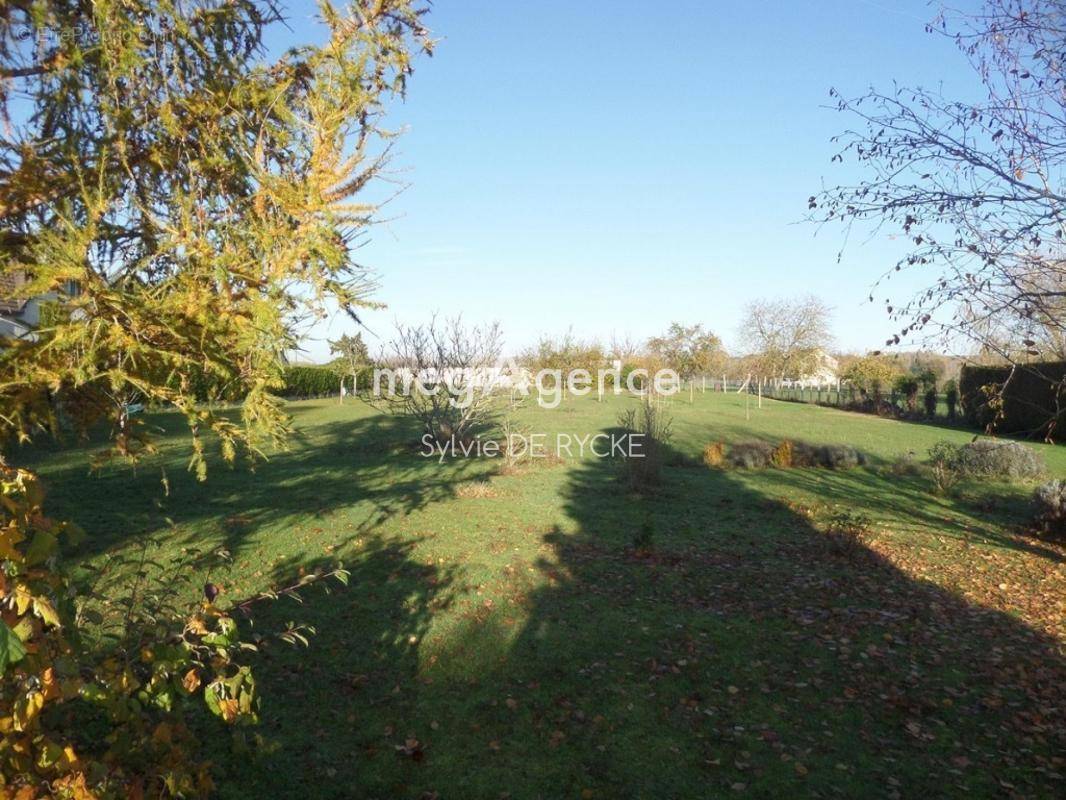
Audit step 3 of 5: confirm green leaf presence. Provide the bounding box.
[0,621,28,673]
[204,682,224,717]
[24,529,58,565]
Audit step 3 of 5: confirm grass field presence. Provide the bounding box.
[20,392,1066,798]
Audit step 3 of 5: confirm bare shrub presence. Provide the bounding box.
[374,316,504,445]
[957,440,1046,481]
[618,398,673,491]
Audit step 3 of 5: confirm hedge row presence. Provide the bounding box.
[187,366,345,401]
[959,361,1066,440]
[272,366,343,398]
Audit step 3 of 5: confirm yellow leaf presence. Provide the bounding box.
[0,523,25,560]
[182,668,201,693]
[13,690,44,731]
[61,744,80,769]
[40,666,62,701]
[33,596,61,628]
[219,697,239,722]
[52,772,98,800]
[13,584,32,616]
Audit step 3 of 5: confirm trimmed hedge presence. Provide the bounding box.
[959,361,1066,440]
[171,365,358,403]
[273,366,343,398]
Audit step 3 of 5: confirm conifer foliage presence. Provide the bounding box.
[0,2,430,795]
[0,0,431,473]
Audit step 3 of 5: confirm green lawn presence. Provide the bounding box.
[21,392,1066,798]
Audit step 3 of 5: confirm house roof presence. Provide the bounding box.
[0,271,28,315]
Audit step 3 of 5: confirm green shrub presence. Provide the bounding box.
[927,441,965,495]
[273,366,342,398]
[1033,480,1066,538]
[959,362,1066,439]
[944,379,959,422]
[957,440,1045,480]
[886,451,922,477]
[790,441,822,467]
[923,387,937,418]
[725,441,866,470]
[893,375,920,412]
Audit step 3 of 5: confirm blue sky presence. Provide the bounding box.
[278,0,980,362]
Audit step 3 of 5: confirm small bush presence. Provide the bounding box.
[771,439,794,468]
[724,440,866,470]
[1033,480,1066,537]
[728,441,774,469]
[702,441,725,468]
[790,441,822,467]
[817,444,866,470]
[456,480,498,499]
[823,510,872,558]
[927,441,965,495]
[618,399,673,491]
[957,440,1045,480]
[923,387,937,418]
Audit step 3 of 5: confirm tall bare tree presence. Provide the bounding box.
[739,296,833,380]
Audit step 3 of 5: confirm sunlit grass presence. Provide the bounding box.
[20,393,1066,798]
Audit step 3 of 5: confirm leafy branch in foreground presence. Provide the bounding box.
[1,467,351,796]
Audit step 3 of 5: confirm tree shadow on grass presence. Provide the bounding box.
[764,465,1066,565]
[28,408,491,564]
[211,430,1066,799]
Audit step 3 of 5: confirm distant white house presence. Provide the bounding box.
[0,271,80,340]
[784,350,839,387]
